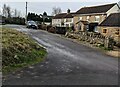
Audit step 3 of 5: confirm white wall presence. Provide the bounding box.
[64,18,74,27]
[107,4,120,16]
[52,18,74,27]
[52,19,62,27]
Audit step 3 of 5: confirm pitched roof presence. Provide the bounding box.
[99,13,120,27]
[53,12,76,19]
[52,13,67,19]
[76,3,116,14]
[63,13,75,18]
[47,16,54,18]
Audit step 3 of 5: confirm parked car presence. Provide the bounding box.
[26,21,38,29]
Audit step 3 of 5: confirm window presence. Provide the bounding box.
[115,29,119,35]
[70,23,73,27]
[94,27,99,32]
[87,16,89,21]
[79,17,82,20]
[57,24,60,27]
[66,24,69,27]
[66,18,72,22]
[95,16,100,22]
[103,29,107,33]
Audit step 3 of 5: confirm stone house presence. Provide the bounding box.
[74,3,120,32]
[99,13,120,42]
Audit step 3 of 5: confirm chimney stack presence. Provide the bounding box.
[67,9,70,14]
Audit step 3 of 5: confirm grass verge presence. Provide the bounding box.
[1,27,47,74]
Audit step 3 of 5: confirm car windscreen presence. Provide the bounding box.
[28,21,36,25]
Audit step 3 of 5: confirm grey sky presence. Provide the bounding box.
[1,1,120,17]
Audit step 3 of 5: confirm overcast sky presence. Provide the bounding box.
[1,0,120,17]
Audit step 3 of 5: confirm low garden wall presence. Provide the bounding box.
[65,31,115,50]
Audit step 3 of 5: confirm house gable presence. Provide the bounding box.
[106,4,120,16]
[99,13,120,27]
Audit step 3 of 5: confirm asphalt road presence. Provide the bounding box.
[2,25,118,85]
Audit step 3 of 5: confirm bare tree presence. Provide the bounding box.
[2,4,11,18]
[14,9,17,17]
[2,4,7,17]
[52,7,62,16]
[0,9,2,15]
[0,7,2,15]
[17,11,21,17]
[6,6,11,18]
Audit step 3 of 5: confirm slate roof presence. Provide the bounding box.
[53,13,75,19]
[76,3,116,14]
[52,13,67,19]
[63,13,75,18]
[99,13,120,27]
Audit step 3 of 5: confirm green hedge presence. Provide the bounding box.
[5,17,25,25]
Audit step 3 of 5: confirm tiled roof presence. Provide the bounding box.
[99,13,120,27]
[76,3,116,14]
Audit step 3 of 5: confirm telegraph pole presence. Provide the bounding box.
[25,2,28,24]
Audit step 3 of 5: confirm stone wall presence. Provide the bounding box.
[98,26,120,42]
[65,31,114,49]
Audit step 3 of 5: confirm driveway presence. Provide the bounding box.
[2,25,118,85]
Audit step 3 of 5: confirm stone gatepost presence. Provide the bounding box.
[104,37,114,50]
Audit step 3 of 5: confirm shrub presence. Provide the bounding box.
[41,24,47,30]
[48,27,56,33]
[5,17,25,25]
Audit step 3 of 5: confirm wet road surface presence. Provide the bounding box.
[2,25,118,85]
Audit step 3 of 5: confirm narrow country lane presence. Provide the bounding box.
[2,25,118,85]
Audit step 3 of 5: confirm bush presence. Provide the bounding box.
[66,27,72,32]
[47,26,56,33]
[99,44,104,48]
[5,17,25,25]
[41,24,47,30]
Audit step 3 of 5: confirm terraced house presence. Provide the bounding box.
[52,9,75,27]
[63,12,75,27]
[74,3,120,32]
[52,13,67,27]
[99,13,120,42]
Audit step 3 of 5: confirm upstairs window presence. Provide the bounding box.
[87,16,89,21]
[79,17,82,20]
[95,16,100,22]
[66,18,72,22]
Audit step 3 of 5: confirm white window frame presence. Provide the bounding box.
[87,16,89,21]
[95,16,100,22]
[79,17,82,20]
